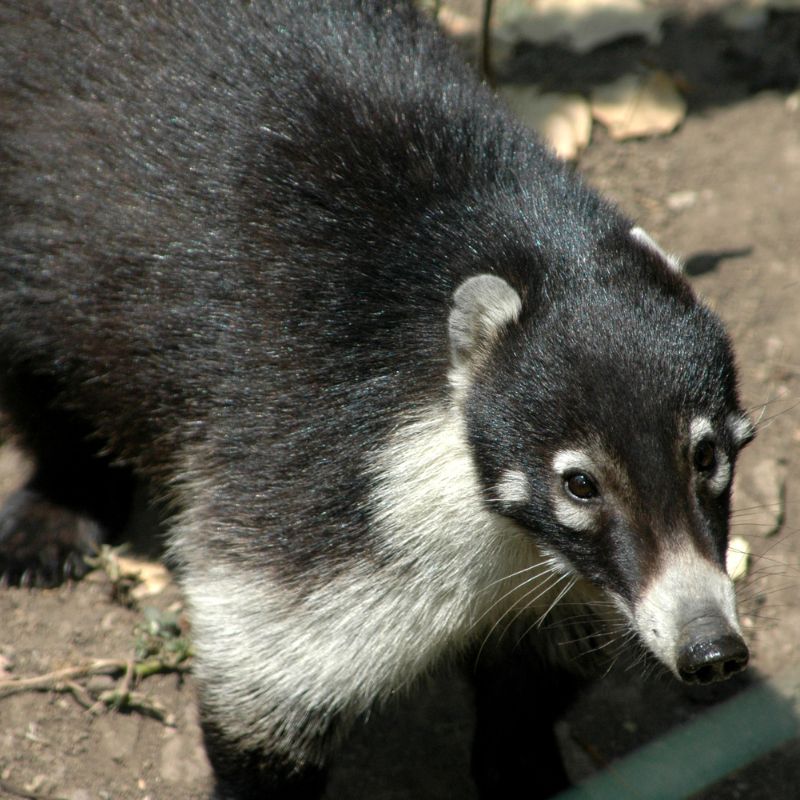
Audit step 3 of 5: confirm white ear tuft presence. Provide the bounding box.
[448,274,522,369]
[727,412,756,448]
[630,226,683,273]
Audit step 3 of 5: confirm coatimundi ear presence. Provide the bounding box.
[448,274,522,369]
[630,226,683,273]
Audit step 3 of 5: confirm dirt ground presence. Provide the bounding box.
[1,4,800,800]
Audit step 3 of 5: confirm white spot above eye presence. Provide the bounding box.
[630,226,683,273]
[553,449,596,477]
[689,416,714,448]
[495,469,531,505]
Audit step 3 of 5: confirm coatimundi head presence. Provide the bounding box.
[449,225,753,685]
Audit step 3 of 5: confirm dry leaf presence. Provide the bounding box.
[436,7,480,39]
[497,0,664,54]
[591,72,686,140]
[115,556,171,598]
[726,536,751,582]
[500,86,592,160]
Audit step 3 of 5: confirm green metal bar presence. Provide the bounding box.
[556,670,800,800]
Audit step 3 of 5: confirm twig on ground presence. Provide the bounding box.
[96,687,176,725]
[0,652,190,726]
[0,655,190,698]
[0,660,124,696]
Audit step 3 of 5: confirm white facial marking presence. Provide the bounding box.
[707,457,731,495]
[538,544,577,578]
[551,449,598,532]
[689,416,714,446]
[629,542,742,676]
[551,495,596,531]
[495,468,531,505]
[630,226,683,273]
[727,412,756,448]
[553,449,597,476]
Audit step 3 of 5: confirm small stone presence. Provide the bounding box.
[666,190,698,212]
[0,651,14,679]
[25,775,48,794]
[25,722,48,744]
[591,72,686,140]
[101,610,121,630]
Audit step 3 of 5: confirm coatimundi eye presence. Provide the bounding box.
[564,471,598,500]
[694,439,717,472]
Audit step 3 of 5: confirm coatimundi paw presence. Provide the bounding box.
[0,488,102,587]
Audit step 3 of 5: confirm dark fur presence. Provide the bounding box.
[0,2,747,798]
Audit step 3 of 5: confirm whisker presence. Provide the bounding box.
[754,398,800,427]
[472,570,566,666]
[475,561,559,595]
[469,562,562,631]
[731,501,786,514]
[738,583,798,600]
[555,625,628,648]
[511,575,578,648]
[499,572,571,640]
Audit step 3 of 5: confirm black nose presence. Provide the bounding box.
[676,629,749,685]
